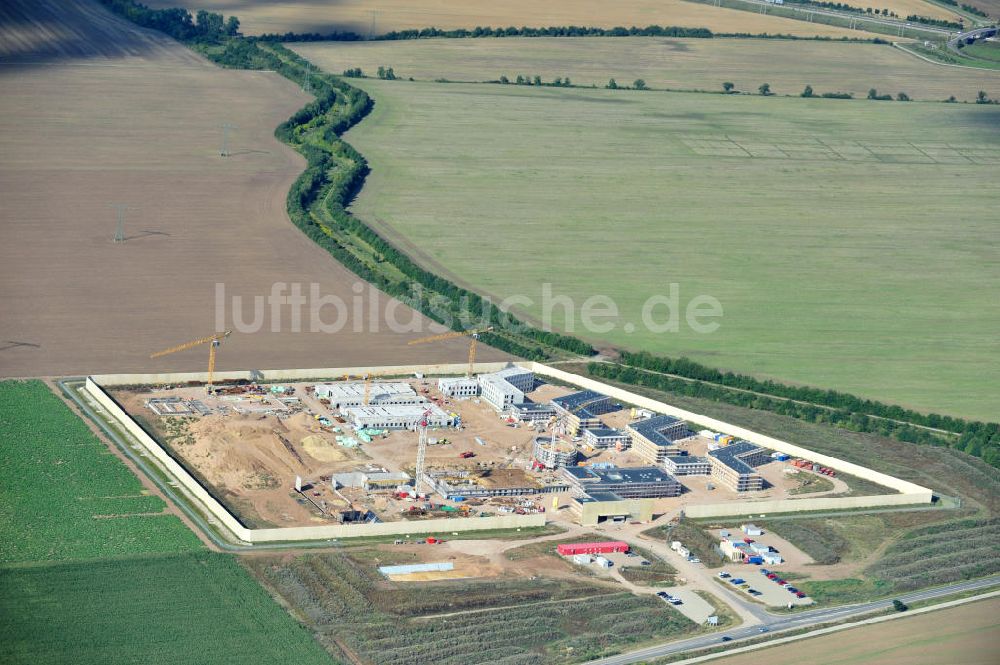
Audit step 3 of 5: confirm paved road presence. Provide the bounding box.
[583,575,1000,665]
[722,0,955,36]
[948,25,999,56]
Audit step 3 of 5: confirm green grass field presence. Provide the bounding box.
[0,380,203,563]
[293,37,1000,102]
[334,79,1000,420]
[0,553,334,665]
[0,380,334,665]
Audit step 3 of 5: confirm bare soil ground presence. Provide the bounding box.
[712,597,1000,665]
[143,0,875,38]
[0,0,493,379]
[111,378,568,526]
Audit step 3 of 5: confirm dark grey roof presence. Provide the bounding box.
[511,402,555,412]
[629,414,687,448]
[585,427,627,438]
[565,466,676,484]
[666,455,709,464]
[552,390,614,419]
[708,441,764,475]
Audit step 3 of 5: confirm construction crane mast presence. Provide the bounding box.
[407,326,494,377]
[150,330,231,389]
[414,407,433,494]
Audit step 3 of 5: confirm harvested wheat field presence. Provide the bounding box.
[712,597,1000,665]
[294,36,999,102]
[144,0,875,38]
[0,0,490,378]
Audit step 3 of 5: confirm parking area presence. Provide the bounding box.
[717,569,813,607]
[653,587,716,623]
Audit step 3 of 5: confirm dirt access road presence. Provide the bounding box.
[0,0,495,379]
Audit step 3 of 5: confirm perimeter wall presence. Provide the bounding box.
[86,360,934,536]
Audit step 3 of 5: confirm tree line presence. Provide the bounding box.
[98,0,238,43]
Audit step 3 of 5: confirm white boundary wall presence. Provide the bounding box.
[84,371,542,543]
[86,360,933,538]
[527,363,935,516]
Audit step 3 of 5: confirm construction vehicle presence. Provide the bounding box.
[150,330,231,390]
[407,326,494,377]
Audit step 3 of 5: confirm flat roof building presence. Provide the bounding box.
[628,415,691,464]
[663,455,711,476]
[343,403,452,430]
[708,441,770,492]
[315,382,424,411]
[582,427,631,450]
[437,376,480,398]
[562,465,682,499]
[552,391,618,434]
[506,402,557,422]
[478,367,534,411]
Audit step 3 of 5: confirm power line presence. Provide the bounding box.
[110,203,130,243]
[220,122,238,157]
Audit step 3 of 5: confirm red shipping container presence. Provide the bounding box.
[557,541,630,556]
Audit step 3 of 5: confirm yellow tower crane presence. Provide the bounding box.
[150,330,232,389]
[407,326,493,377]
[342,373,374,405]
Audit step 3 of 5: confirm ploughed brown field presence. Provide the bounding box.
[0,0,496,378]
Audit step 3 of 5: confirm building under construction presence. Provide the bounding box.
[315,382,425,410]
[532,436,579,468]
[343,403,452,430]
[628,414,691,464]
[425,467,568,499]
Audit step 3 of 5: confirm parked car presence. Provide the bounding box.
[766,573,778,580]
[731,578,745,585]
[740,584,750,589]
[656,591,668,598]
[758,626,770,633]
[689,557,701,564]
[640,560,651,566]
[718,571,731,579]
[787,586,799,593]
[795,592,807,599]
[721,636,732,642]
[747,588,759,595]
[759,568,770,575]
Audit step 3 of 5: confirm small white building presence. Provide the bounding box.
[573,553,592,565]
[762,553,784,565]
[583,427,631,450]
[437,376,480,398]
[594,556,612,568]
[741,523,764,536]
